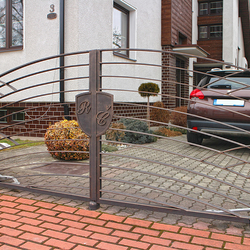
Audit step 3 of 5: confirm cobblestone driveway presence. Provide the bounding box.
[1,134,250,222]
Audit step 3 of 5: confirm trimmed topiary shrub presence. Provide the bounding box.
[138,82,160,98]
[119,118,157,144]
[138,82,160,128]
[150,101,170,125]
[170,106,187,127]
[44,119,89,161]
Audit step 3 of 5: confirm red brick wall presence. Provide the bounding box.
[0,102,148,138]
[161,0,172,45]
[113,103,147,120]
[0,102,69,138]
[162,47,189,109]
[198,15,222,26]
[162,46,177,108]
[162,0,192,46]
[197,39,223,62]
[161,0,191,109]
[171,0,192,45]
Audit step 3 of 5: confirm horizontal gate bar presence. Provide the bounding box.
[0,182,90,202]
[99,198,250,224]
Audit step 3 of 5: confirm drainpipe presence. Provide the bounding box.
[60,0,70,119]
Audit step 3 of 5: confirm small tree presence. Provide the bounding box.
[138,82,160,128]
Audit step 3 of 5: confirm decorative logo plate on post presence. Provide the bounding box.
[76,92,113,137]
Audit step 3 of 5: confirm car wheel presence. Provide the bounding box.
[187,130,203,145]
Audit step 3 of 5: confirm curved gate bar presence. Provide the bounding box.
[0,48,250,223]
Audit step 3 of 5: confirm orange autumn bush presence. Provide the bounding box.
[44,119,89,160]
[170,106,187,127]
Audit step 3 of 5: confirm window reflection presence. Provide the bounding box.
[0,0,23,49]
[12,0,23,46]
[0,0,6,48]
[113,3,128,56]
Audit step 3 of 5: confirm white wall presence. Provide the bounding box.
[222,0,247,68]
[238,17,248,68]
[189,0,198,92]
[0,0,61,103]
[192,0,198,44]
[0,0,162,104]
[223,0,237,66]
[65,0,162,103]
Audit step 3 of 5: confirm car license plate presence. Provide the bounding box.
[213,99,244,106]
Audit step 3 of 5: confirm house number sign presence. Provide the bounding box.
[47,4,57,19]
[76,92,113,137]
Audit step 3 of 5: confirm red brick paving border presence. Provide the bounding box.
[0,194,249,249]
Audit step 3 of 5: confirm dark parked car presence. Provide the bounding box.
[187,69,250,144]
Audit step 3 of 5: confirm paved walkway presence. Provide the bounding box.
[1,135,250,248]
[0,193,250,250]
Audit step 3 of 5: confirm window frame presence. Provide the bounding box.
[198,24,222,40]
[0,0,23,52]
[0,109,7,123]
[0,107,25,124]
[199,1,223,16]
[113,2,129,58]
[199,2,208,16]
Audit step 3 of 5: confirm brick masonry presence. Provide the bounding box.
[0,102,147,138]
[0,194,249,249]
[162,47,189,109]
[161,0,191,109]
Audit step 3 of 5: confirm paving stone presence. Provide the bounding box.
[1,136,250,234]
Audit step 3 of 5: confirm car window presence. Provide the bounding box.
[207,77,250,89]
[198,76,208,88]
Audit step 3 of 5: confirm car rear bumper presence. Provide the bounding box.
[187,119,250,134]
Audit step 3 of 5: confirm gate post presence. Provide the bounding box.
[89,50,101,210]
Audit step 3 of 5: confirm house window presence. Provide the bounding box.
[199,26,208,39]
[199,3,208,15]
[0,109,7,122]
[178,33,187,45]
[199,24,222,39]
[0,108,25,123]
[199,1,222,16]
[0,0,23,51]
[12,111,25,121]
[210,1,223,14]
[113,2,129,57]
[210,25,222,38]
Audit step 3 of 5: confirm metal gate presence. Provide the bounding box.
[1,49,250,223]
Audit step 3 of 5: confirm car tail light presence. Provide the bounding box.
[190,89,204,99]
[192,127,198,130]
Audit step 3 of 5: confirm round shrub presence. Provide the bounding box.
[105,122,126,143]
[119,118,157,144]
[138,82,160,97]
[44,119,89,161]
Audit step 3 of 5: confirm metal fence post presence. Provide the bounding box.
[89,50,101,210]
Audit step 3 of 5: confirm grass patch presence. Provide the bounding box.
[102,144,118,152]
[0,138,44,149]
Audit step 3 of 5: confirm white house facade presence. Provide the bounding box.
[0,0,162,136]
[0,0,162,103]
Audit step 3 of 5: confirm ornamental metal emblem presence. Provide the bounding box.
[76,92,113,137]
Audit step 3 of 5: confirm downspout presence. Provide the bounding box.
[60,0,70,119]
